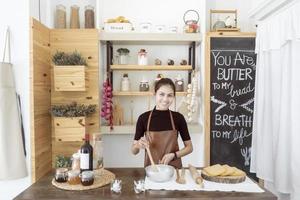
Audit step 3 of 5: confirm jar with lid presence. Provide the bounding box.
[55,168,68,183]
[81,171,94,186]
[175,75,184,92]
[71,153,80,171]
[121,74,130,91]
[138,49,148,66]
[67,170,81,185]
[55,5,66,29]
[139,77,149,92]
[70,5,80,29]
[85,5,95,28]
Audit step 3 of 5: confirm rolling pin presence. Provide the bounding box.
[188,164,203,187]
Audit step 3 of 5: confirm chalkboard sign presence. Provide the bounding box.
[206,33,257,179]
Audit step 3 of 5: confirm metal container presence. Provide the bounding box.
[145,164,175,182]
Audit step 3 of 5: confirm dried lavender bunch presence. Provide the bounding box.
[52,50,87,66]
[50,102,96,117]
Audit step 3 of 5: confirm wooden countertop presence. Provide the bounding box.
[15,168,277,200]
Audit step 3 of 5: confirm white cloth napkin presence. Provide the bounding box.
[145,169,264,193]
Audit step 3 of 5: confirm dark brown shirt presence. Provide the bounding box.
[134,107,191,141]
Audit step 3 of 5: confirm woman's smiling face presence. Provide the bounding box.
[155,85,175,110]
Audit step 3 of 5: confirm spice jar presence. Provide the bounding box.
[67,170,81,185]
[55,5,66,29]
[70,5,80,29]
[121,73,130,91]
[81,171,94,186]
[138,49,148,66]
[55,168,68,183]
[84,5,95,28]
[71,153,80,171]
[175,75,184,92]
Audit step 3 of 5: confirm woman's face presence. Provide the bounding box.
[155,85,174,110]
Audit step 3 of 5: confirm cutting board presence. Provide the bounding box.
[201,171,246,184]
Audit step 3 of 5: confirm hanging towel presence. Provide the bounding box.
[0,27,27,180]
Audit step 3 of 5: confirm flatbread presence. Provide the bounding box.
[220,164,235,176]
[203,164,225,176]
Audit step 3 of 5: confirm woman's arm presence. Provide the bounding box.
[160,140,193,164]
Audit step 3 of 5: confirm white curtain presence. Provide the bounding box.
[251,1,300,200]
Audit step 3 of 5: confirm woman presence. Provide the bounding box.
[131,78,193,168]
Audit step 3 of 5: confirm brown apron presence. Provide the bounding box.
[144,109,182,168]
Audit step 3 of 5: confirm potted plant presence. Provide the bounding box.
[50,102,96,142]
[52,51,88,91]
[116,48,130,65]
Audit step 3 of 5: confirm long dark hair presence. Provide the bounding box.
[154,78,176,96]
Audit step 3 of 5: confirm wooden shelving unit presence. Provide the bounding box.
[110,65,192,71]
[113,91,188,96]
[99,31,202,45]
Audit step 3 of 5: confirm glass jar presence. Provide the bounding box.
[70,5,80,29]
[175,75,184,92]
[139,81,149,92]
[121,74,130,91]
[55,5,66,29]
[138,49,147,66]
[85,5,95,28]
[67,170,81,185]
[55,168,68,183]
[71,153,80,171]
[81,171,94,186]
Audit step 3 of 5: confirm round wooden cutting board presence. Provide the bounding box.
[201,171,246,184]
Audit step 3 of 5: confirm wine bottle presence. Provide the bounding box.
[80,133,93,172]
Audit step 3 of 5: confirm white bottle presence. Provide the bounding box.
[121,74,130,91]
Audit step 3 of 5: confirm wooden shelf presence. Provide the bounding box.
[110,65,192,71]
[99,31,202,45]
[113,91,188,96]
[100,124,202,135]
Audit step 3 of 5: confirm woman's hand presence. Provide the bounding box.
[136,136,149,149]
[160,153,175,165]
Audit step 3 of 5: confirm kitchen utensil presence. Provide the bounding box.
[175,168,186,184]
[146,147,158,172]
[145,164,174,182]
[188,164,203,187]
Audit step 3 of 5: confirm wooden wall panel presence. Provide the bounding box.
[30,18,52,182]
[50,29,99,165]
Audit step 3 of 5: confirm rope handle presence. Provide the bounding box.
[2,27,11,63]
[183,10,199,24]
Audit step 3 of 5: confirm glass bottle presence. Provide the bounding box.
[55,4,66,29]
[70,5,80,29]
[71,153,80,171]
[80,133,93,172]
[175,75,184,92]
[84,5,95,28]
[92,134,103,169]
[121,73,130,91]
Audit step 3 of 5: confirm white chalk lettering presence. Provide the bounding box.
[212,130,231,139]
[215,114,252,127]
[212,51,231,66]
[230,128,252,145]
[217,68,252,81]
[226,82,254,98]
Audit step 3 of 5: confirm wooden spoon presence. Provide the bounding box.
[146,147,158,172]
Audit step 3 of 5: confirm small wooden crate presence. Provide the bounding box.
[53,65,87,91]
[53,117,86,142]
